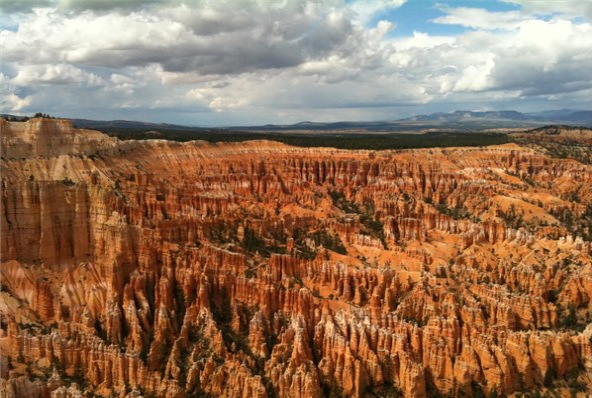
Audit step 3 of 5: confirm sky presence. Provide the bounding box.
[1,0,591,126]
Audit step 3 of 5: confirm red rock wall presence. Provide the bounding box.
[1,119,591,398]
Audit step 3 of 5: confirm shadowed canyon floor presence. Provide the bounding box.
[1,118,591,398]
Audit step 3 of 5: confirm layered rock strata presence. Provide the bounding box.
[1,118,591,398]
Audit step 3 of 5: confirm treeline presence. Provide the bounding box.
[33,112,57,119]
[2,115,31,121]
[2,113,56,121]
[95,127,509,150]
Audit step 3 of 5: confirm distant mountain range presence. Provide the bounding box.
[3,109,591,132]
[228,109,592,132]
[403,109,592,124]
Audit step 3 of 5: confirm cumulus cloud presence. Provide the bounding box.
[502,0,592,20]
[2,93,32,112]
[12,64,104,86]
[488,19,592,96]
[1,3,359,76]
[0,0,591,123]
[349,0,406,24]
[0,73,32,112]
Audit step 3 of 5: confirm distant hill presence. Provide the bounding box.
[232,109,592,131]
[563,111,592,123]
[3,108,591,133]
[404,110,528,122]
[403,109,592,125]
[71,118,194,130]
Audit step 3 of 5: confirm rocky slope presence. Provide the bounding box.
[1,118,591,398]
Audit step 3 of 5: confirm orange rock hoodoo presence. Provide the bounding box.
[1,118,591,398]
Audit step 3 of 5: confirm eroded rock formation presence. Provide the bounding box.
[1,118,591,398]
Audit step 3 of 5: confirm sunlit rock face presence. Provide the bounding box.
[1,118,591,398]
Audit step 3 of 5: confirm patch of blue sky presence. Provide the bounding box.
[363,0,523,37]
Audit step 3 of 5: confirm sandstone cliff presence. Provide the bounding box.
[1,118,591,398]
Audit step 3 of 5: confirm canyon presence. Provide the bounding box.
[1,117,591,398]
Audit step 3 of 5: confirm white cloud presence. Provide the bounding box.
[12,64,104,86]
[432,8,524,30]
[389,14,592,99]
[488,19,592,95]
[349,0,406,25]
[502,0,592,20]
[390,31,455,51]
[209,97,247,112]
[453,57,494,92]
[0,73,32,112]
[2,93,32,112]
